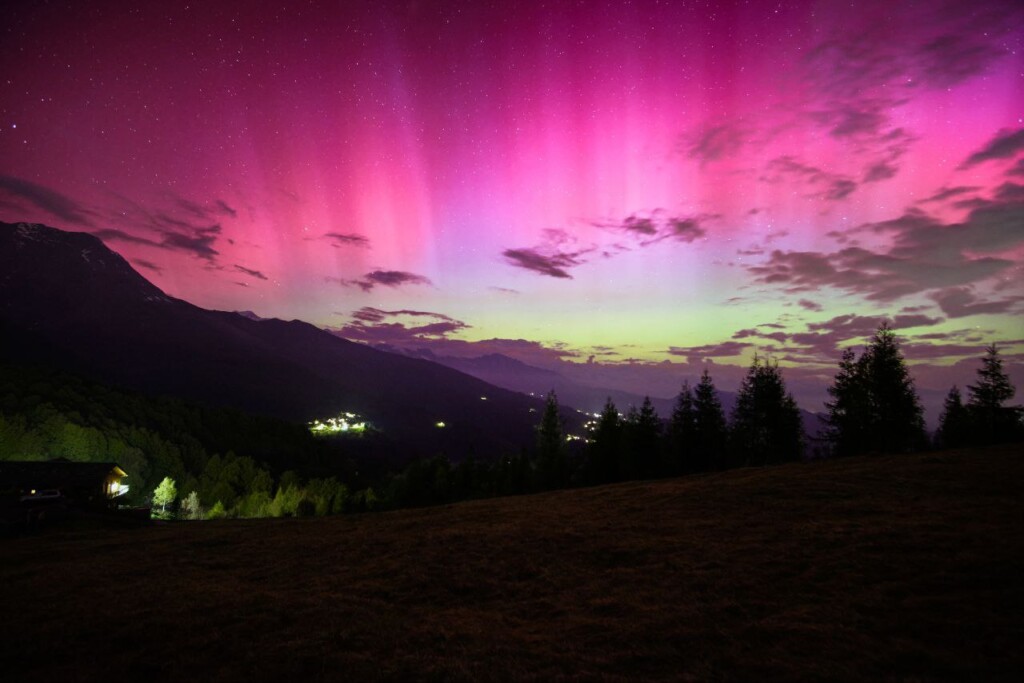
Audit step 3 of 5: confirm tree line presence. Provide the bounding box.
[370,323,1021,508]
[2,324,1020,519]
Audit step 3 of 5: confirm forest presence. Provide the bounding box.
[1,323,1020,520]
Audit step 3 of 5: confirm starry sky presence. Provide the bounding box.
[2,0,1023,418]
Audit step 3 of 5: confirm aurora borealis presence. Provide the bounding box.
[2,0,1022,418]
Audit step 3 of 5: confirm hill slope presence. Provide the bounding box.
[0,221,553,459]
[2,444,1021,681]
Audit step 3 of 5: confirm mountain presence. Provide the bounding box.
[361,346,829,440]
[0,221,558,460]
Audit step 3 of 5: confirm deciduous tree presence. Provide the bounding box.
[152,476,177,513]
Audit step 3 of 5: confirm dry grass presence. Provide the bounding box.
[2,445,1022,681]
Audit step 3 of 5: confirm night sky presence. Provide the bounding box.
[2,0,1023,417]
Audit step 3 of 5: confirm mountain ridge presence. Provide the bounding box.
[0,221,556,460]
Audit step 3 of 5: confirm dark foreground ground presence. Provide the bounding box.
[1,445,1022,681]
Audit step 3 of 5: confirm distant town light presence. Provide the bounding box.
[308,411,370,436]
[435,421,446,428]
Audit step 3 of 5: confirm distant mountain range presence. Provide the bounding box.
[365,345,828,440]
[0,221,564,460]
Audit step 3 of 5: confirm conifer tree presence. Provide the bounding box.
[826,323,926,455]
[669,382,697,473]
[693,369,728,471]
[625,396,661,478]
[825,348,871,456]
[590,397,622,483]
[967,344,1020,444]
[730,356,803,466]
[536,390,566,489]
[937,386,970,450]
[862,322,926,453]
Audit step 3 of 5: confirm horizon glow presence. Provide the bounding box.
[1,0,1023,416]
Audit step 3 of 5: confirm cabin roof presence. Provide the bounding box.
[0,459,126,489]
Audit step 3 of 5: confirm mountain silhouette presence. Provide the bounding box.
[0,221,553,459]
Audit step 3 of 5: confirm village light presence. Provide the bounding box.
[308,411,370,435]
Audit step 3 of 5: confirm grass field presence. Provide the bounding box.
[1,444,1022,681]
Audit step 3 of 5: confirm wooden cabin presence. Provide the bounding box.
[0,458,129,508]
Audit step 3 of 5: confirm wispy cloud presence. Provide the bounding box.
[764,156,858,201]
[0,175,95,226]
[329,270,432,292]
[333,307,470,344]
[959,128,1024,169]
[234,264,268,281]
[746,190,1024,301]
[502,247,585,279]
[684,121,747,164]
[320,232,370,248]
[930,286,1024,318]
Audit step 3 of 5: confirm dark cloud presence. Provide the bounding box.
[765,156,857,202]
[748,195,1024,301]
[732,328,788,343]
[351,307,458,323]
[132,258,162,273]
[959,128,1024,169]
[94,224,221,261]
[920,185,980,203]
[863,162,898,183]
[321,232,370,248]
[94,228,162,247]
[816,105,887,139]
[798,299,824,312]
[331,270,432,292]
[667,341,752,361]
[597,213,709,246]
[826,179,858,201]
[489,286,520,294]
[619,215,658,235]
[332,307,472,345]
[667,217,707,243]
[780,313,945,359]
[502,247,586,279]
[994,182,1024,202]
[160,224,221,260]
[215,200,237,218]
[174,196,209,219]
[234,264,268,281]
[684,122,745,164]
[1008,159,1024,177]
[930,287,1024,318]
[918,33,1005,88]
[173,195,237,221]
[0,175,95,226]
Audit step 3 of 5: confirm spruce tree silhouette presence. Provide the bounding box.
[669,382,697,474]
[536,390,566,489]
[863,323,926,453]
[730,356,803,466]
[590,397,622,483]
[825,348,871,456]
[693,369,728,471]
[967,344,1020,445]
[937,386,970,449]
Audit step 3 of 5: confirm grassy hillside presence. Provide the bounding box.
[1,445,1021,681]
